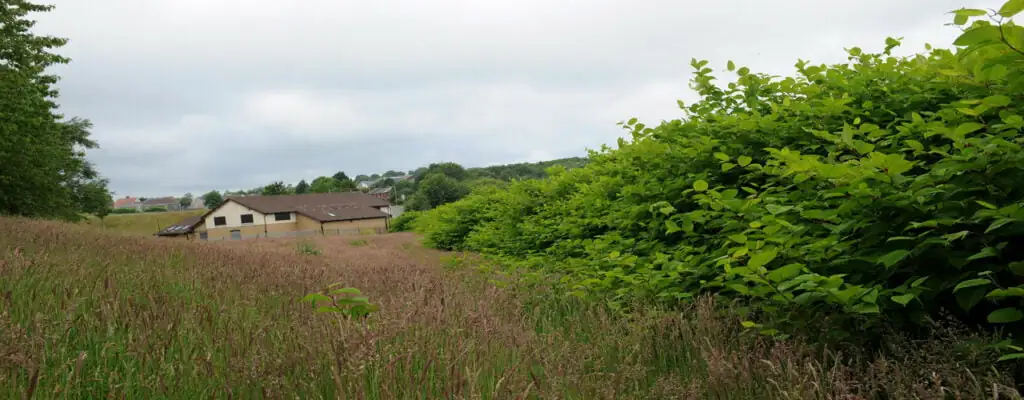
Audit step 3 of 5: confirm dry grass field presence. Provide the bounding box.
[1,217,1018,399]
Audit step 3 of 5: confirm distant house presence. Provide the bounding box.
[141,196,180,211]
[368,186,393,202]
[157,192,393,241]
[112,196,141,210]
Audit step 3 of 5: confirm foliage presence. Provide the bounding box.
[415,3,1024,349]
[109,207,138,214]
[261,181,289,196]
[0,2,109,221]
[201,190,223,209]
[408,173,469,211]
[416,162,468,182]
[301,285,377,319]
[179,193,193,208]
[74,179,112,219]
[309,175,356,193]
[295,179,310,194]
[389,211,421,232]
[143,206,168,213]
[467,157,589,181]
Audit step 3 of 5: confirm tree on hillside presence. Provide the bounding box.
[295,179,310,194]
[261,181,288,195]
[332,171,351,182]
[383,170,404,178]
[331,171,357,191]
[0,2,109,221]
[179,193,193,208]
[338,179,357,191]
[309,176,341,193]
[353,174,371,183]
[405,192,431,211]
[411,173,469,210]
[201,191,223,209]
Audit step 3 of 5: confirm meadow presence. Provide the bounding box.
[1,217,1019,399]
[82,209,207,235]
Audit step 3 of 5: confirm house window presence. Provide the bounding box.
[274,212,290,221]
[240,214,254,224]
[214,216,226,226]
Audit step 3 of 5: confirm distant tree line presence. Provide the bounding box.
[194,157,588,212]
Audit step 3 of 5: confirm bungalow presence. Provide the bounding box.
[158,192,393,241]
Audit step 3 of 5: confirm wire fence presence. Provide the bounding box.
[199,227,388,241]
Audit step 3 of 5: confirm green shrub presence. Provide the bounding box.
[110,208,138,214]
[297,241,322,256]
[415,5,1024,350]
[389,211,420,232]
[143,206,167,213]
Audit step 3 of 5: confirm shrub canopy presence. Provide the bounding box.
[415,5,1024,349]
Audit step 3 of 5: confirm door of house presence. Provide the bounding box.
[230,230,241,240]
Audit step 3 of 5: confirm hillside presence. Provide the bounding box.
[465,156,590,181]
[1,218,1009,398]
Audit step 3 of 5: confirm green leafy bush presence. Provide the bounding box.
[415,4,1024,347]
[143,206,167,213]
[110,208,138,214]
[389,210,421,232]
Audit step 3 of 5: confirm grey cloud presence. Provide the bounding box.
[29,0,1004,197]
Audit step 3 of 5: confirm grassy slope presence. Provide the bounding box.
[0,218,1016,399]
[82,209,207,235]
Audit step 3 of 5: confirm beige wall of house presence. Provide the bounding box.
[202,200,295,231]
[192,200,389,240]
[202,221,299,240]
[295,214,321,232]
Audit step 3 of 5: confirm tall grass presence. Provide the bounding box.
[0,217,1018,399]
[81,209,206,235]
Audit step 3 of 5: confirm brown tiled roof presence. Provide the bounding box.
[155,215,202,236]
[294,204,390,222]
[225,192,389,222]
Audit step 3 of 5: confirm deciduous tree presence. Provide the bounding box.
[295,179,310,194]
[201,191,223,209]
[261,181,288,195]
[0,1,107,220]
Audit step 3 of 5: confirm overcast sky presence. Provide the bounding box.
[33,0,999,197]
